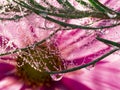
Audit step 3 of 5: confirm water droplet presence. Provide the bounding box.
[50,73,64,81]
[104,30,109,34]
[44,20,55,29]
[13,15,20,22]
[63,0,67,2]
[99,29,109,35]
[85,30,94,36]
[106,12,117,18]
[41,13,47,17]
[85,64,95,71]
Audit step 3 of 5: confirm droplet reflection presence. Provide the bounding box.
[50,73,64,81]
[85,64,95,71]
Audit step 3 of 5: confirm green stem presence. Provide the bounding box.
[88,0,120,17]
[29,0,47,10]
[28,0,98,19]
[0,28,61,56]
[13,0,120,30]
[57,0,75,9]
[88,0,106,13]
[95,0,120,15]
[76,0,95,10]
[43,16,120,29]
[47,48,119,74]
[0,13,30,20]
[14,0,120,19]
[96,37,120,48]
[65,0,75,9]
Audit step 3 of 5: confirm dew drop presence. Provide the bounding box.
[63,0,67,2]
[85,30,94,36]
[104,30,109,34]
[11,15,20,22]
[106,12,117,18]
[44,20,55,29]
[41,13,47,17]
[50,73,64,81]
[85,64,95,71]
[99,29,109,35]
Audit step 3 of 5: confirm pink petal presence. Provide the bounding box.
[0,77,23,90]
[0,0,120,90]
[65,61,120,90]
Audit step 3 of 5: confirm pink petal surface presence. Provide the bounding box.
[0,0,120,90]
[65,61,120,90]
[0,77,23,90]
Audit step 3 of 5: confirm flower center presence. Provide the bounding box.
[16,42,65,87]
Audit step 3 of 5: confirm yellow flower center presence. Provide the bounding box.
[16,42,65,87]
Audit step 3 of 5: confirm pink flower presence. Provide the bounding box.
[0,0,120,90]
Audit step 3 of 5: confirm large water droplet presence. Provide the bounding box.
[50,73,64,81]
